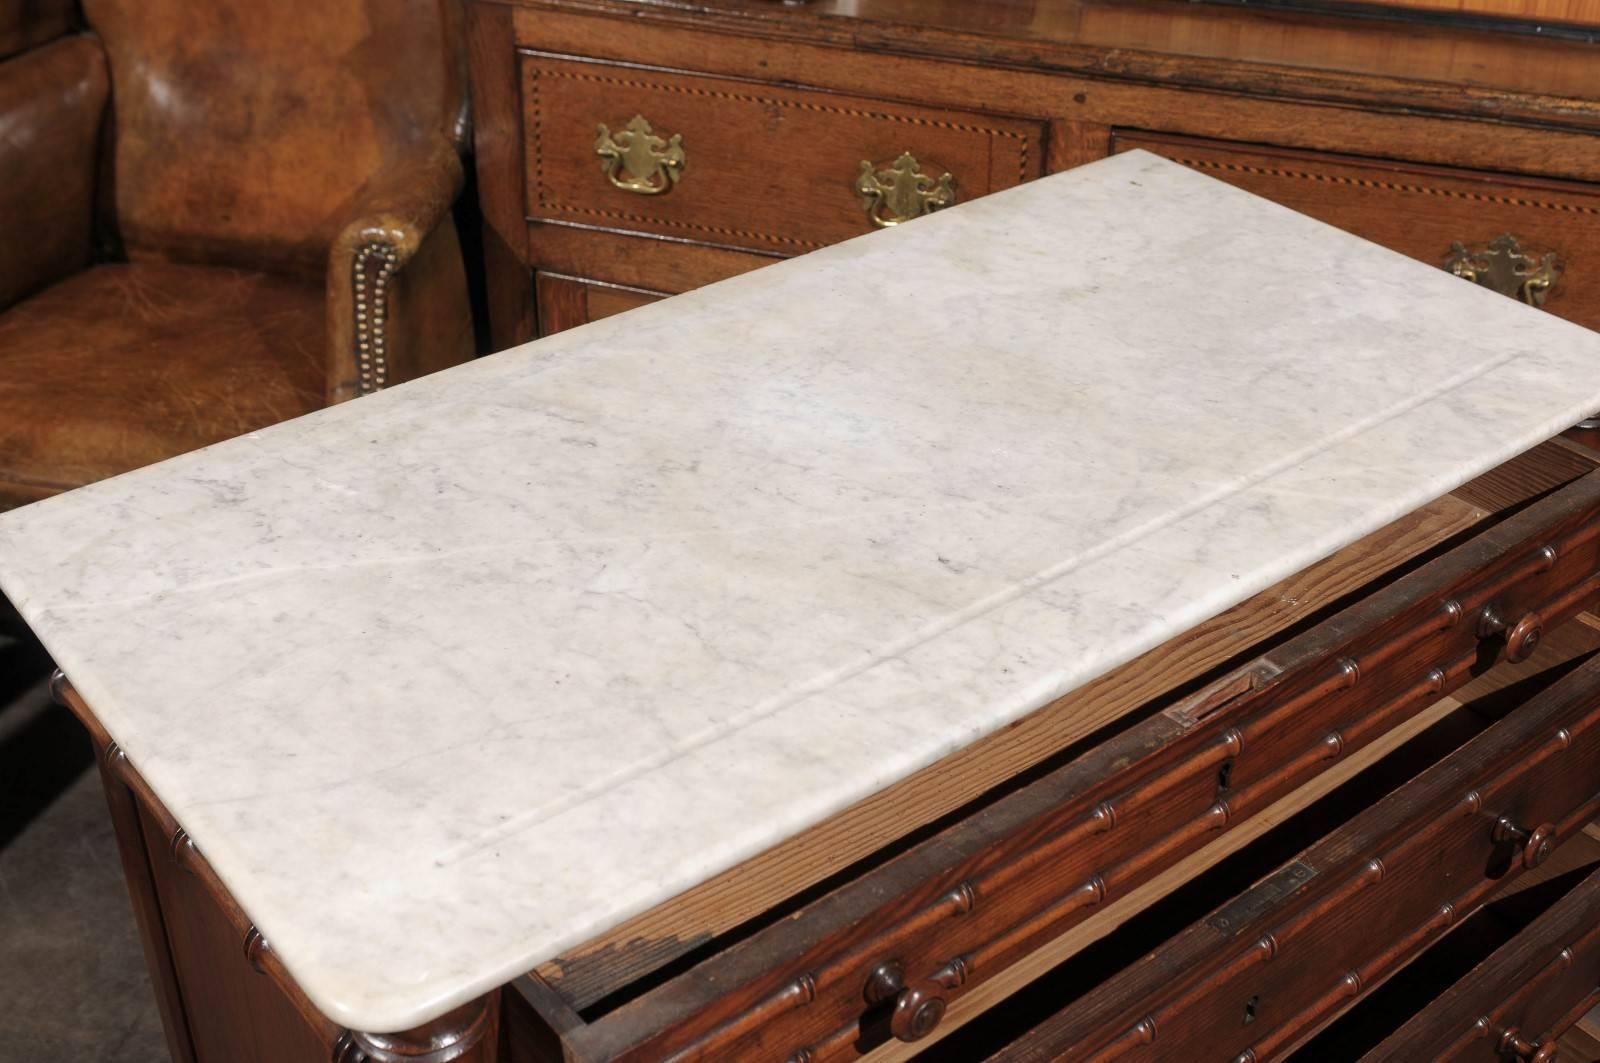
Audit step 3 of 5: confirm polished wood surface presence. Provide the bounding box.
[93,738,199,1063]
[1114,133,1600,333]
[517,0,1600,117]
[478,0,1600,344]
[1361,862,1600,1061]
[988,645,1600,1061]
[522,54,1044,254]
[528,221,774,301]
[1321,0,1600,26]
[534,273,663,335]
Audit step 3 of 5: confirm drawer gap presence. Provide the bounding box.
[906,622,1600,1060]
[908,695,1493,1060]
[1293,850,1600,1062]
[537,447,1600,1029]
[566,580,1477,1022]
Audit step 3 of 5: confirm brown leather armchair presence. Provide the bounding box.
[0,0,475,509]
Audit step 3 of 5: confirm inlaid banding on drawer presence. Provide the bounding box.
[521,54,1045,254]
[1112,132,1600,333]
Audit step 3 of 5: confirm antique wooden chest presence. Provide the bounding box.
[6,152,1600,1061]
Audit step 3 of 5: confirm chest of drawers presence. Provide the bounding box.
[46,438,1600,1061]
[467,0,1600,352]
[13,143,1600,1061]
[496,444,1600,1062]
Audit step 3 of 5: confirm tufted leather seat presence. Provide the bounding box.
[0,0,474,510]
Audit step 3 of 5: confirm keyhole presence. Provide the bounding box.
[1244,994,1259,1025]
[1217,760,1234,794]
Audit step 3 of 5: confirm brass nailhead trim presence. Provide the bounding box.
[526,64,1033,248]
[354,243,399,396]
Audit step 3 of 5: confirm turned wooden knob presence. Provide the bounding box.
[1499,1027,1558,1062]
[1523,823,1557,868]
[1505,611,1545,663]
[890,980,947,1042]
[1494,816,1557,869]
[1479,605,1543,663]
[864,960,904,1005]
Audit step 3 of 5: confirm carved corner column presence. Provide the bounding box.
[335,995,501,1063]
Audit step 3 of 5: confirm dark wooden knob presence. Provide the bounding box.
[1494,816,1557,869]
[1523,823,1557,869]
[1504,611,1545,663]
[1499,1027,1557,1062]
[863,960,904,1005]
[890,981,946,1043]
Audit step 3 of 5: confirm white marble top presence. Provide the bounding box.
[5,151,1600,1033]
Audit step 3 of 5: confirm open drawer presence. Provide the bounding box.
[982,637,1600,1061]
[1343,849,1600,1062]
[504,445,1600,1062]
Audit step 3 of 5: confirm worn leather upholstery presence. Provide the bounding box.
[0,0,472,510]
[0,36,105,311]
[84,0,467,276]
[0,0,77,60]
[0,265,324,505]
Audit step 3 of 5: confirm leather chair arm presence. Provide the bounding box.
[0,35,107,312]
[325,138,474,403]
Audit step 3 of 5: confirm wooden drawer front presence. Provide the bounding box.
[1112,133,1600,332]
[990,654,1600,1063]
[535,272,664,336]
[1362,863,1600,1063]
[531,472,1600,1063]
[521,54,1045,254]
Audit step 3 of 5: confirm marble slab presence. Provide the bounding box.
[5,151,1600,1033]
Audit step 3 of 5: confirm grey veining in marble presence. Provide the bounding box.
[5,151,1600,1033]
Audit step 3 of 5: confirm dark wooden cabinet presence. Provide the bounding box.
[989,646,1600,1061]
[1360,861,1600,1062]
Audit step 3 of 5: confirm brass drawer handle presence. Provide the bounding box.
[594,115,685,196]
[1498,1027,1559,1062]
[856,151,955,228]
[1444,235,1561,308]
[1493,815,1557,870]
